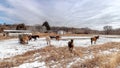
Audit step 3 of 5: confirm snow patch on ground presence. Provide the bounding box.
[0,36,120,59]
[99,48,120,55]
[13,61,46,68]
[0,38,47,59]
[66,58,81,68]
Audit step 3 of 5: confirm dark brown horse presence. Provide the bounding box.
[68,39,74,52]
[55,36,61,40]
[28,35,39,41]
[50,35,61,41]
[91,36,99,44]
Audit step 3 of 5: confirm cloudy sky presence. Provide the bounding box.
[0,0,120,30]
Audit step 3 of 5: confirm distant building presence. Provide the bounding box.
[57,30,66,35]
[3,30,32,37]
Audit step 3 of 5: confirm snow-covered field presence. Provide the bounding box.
[0,35,120,68]
[0,36,120,59]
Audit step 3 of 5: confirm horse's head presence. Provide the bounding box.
[96,36,99,39]
[71,39,74,43]
[28,35,32,40]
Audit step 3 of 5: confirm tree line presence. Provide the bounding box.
[0,22,120,35]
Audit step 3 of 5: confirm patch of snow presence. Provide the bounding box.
[100,51,112,55]
[67,58,81,68]
[83,54,94,59]
[109,48,119,52]
[99,48,120,55]
[101,35,120,38]
[0,38,47,59]
[13,61,46,68]
[62,36,90,39]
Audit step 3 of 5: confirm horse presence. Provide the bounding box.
[19,34,29,44]
[68,39,74,53]
[46,36,51,46]
[49,35,61,41]
[55,36,61,41]
[91,35,99,44]
[28,35,39,41]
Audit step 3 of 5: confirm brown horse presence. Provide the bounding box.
[91,36,99,44]
[19,34,29,44]
[50,35,61,41]
[68,39,74,53]
[55,36,61,41]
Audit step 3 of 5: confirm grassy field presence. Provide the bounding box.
[0,42,119,68]
[0,33,120,68]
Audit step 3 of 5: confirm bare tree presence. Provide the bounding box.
[16,23,27,30]
[103,26,112,34]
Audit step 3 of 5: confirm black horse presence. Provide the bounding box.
[28,35,39,41]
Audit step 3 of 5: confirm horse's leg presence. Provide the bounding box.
[47,41,48,45]
[91,41,93,45]
[49,40,51,46]
[71,47,73,53]
[69,47,72,53]
[71,48,73,53]
[91,39,93,45]
[22,39,25,44]
[34,37,36,41]
[46,40,48,45]
[69,47,71,52]
[94,40,96,44]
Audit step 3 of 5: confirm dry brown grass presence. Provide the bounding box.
[102,52,120,68]
[71,52,120,68]
[0,48,42,68]
[0,42,120,68]
[0,46,84,68]
[71,42,120,68]
[0,33,94,41]
[38,46,85,68]
[0,34,17,40]
[0,35,16,40]
[87,42,120,53]
[32,33,94,37]
[43,46,83,61]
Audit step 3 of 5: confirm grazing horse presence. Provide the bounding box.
[28,35,39,41]
[19,34,29,44]
[46,36,51,46]
[55,36,61,41]
[68,39,74,53]
[50,35,61,41]
[91,36,99,44]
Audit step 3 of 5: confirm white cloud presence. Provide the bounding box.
[0,0,120,30]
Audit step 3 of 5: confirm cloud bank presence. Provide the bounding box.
[0,0,120,30]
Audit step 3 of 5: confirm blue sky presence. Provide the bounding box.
[0,0,120,30]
